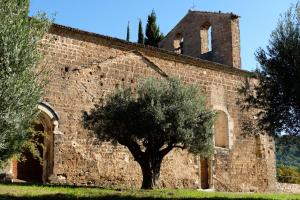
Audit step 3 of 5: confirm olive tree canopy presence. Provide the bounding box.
[0,0,50,166]
[83,78,214,189]
[240,2,300,137]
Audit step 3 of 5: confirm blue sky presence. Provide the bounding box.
[30,0,298,71]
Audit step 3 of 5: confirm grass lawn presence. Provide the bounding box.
[0,183,299,200]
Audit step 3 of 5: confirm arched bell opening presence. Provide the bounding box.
[173,33,184,54]
[200,22,213,54]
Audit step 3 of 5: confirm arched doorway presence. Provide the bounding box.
[12,102,59,183]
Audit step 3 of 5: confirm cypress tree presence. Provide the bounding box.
[145,10,164,47]
[126,21,130,42]
[138,18,144,44]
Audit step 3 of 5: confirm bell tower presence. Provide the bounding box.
[159,10,241,68]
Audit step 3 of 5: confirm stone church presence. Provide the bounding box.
[3,10,277,192]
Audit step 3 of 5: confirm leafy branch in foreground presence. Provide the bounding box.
[0,0,50,166]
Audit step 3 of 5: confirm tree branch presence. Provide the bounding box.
[118,137,144,163]
[173,144,185,149]
[159,144,174,157]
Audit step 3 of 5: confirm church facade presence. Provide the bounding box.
[3,11,277,192]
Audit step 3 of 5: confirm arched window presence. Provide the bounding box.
[173,33,184,54]
[200,22,212,54]
[214,111,229,148]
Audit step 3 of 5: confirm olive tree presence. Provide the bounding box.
[0,0,50,166]
[239,2,300,137]
[83,78,214,189]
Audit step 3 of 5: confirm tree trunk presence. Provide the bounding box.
[140,155,163,189]
[123,141,174,190]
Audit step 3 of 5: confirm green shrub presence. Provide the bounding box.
[277,166,300,184]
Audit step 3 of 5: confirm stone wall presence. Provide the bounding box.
[24,24,276,191]
[276,182,300,194]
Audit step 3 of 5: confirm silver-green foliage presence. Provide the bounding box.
[84,77,214,189]
[239,2,300,137]
[0,0,50,165]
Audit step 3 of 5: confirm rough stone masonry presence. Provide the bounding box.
[3,10,278,192]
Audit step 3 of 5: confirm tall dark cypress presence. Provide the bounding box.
[126,21,130,42]
[144,10,164,47]
[138,18,144,44]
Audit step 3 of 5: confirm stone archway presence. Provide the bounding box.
[12,102,59,183]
